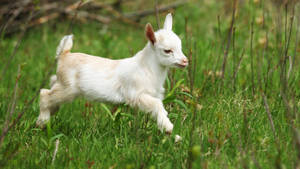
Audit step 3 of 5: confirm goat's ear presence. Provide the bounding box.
[163,13,172,30]
[145,23,156,45]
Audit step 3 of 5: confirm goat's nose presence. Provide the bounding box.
[182,58,188,65]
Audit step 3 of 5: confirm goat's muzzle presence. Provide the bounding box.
[175,58,188,68]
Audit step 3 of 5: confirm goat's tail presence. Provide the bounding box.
[56,34,73,59]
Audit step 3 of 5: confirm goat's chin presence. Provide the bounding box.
[174,63,187,68]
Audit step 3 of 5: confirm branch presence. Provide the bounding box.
[262,93,277,139]
[232,49,245,91]
[220,0,237,83]
[99,2,142,27]
[124,1,186,20]
[155,0,160,29]
[52,139,60,164]
[0,65,21,147]
[0,12,33,80]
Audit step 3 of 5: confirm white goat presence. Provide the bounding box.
[37,13,188,135]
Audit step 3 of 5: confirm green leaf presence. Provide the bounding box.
[120,113,134,120]
[101,103,114,121]
[41,138,48,147]
[163,95,176,104]
[168,113,178,119]
[46,121,52,138]
[165,79,185,99]
[178,91,193,99]
[50,133,65,142]
[174,99,188,111]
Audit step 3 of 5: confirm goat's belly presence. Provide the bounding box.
[80,82,124,103]
[78,70,124,103]
[83,91,124,103]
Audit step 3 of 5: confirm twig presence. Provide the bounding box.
[112,0,122,12]
[262,93,277,140]
[280,2,294,94]
[2,1,185,35]
[250,20,255,96]
[185,16,189,51]
[29,3,111,27]
[240,101,249,169]
[284,3,295,65]
[278,3,300,167]
[280,91,300,166]
[0,62,55,148]
[155,0,160,29]
[232,49,245,91]
[217,15,221,39]
[187,98,200,169]
[76,11,110,24]
[0,0,83,148]
[192,42,197,91]
[287,55,292,79]
[83,0,130,11]
[213,15,223,73]
[100,3,143,28]
[264,32,271,94]
[251,152,262,169]
[0,0,31,40]
[0,65,21,147]
[257,30,268,94]
[220,0,237,84]
[187,42,196,92]
[237,132,247,169]
[232,26,236,88]
[187,42,199,169]
[290,13,299,80]
[267,13,298,81]
[185,17,194,90]
[29,13,60,26]
[1,0,107,35]
[124,1,186,19]
[0,12,33,81]
[280,91,296,128]
[52,139,60,164]
[292,127,300,169]
[66,0,84,33]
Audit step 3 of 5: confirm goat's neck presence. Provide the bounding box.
[139,43,168,86]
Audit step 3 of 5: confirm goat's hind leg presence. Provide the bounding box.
[36,83,75,127]
[37,75,58,127]
[49,75,60,115]
[37,89,52,127]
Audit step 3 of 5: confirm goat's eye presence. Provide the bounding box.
[164,49,172,54]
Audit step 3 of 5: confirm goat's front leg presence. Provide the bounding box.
[137,94,173,133]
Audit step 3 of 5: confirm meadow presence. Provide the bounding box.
[0,0,299,168]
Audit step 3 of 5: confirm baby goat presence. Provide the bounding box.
[37,13,188,135]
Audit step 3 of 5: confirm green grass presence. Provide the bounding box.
[0,0,299,168]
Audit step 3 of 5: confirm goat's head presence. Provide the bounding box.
[145,13,188,68]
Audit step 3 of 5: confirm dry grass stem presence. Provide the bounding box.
[52,139,60,164]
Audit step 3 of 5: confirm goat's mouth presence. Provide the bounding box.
[175,63,188,68]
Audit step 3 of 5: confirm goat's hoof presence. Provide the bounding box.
[166,130,172,135]
[165,123,173,134]
[175,135,182,143]
[36,116,50,128]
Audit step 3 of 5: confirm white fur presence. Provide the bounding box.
[163,13,173,30]
[37,13,188,135]
[175,135,182,143]
[56,34,73,58]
